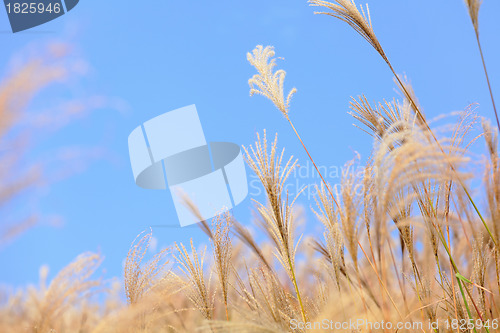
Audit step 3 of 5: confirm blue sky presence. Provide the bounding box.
[1,0,499,286]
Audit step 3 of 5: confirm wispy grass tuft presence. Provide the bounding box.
[2,2,500,332]
[124,228,170,304]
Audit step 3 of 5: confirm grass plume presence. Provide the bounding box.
[2,2,500,332]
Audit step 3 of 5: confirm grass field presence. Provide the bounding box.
[1,1,500,332]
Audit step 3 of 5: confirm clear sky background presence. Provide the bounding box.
[1,0,499,287]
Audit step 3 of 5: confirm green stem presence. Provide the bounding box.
[436,225,491,333]
[456,277,479,333]
[288,255,307,322]
[462,184,497,247]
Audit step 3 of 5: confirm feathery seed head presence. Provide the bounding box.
[465,0,482,33]
[247,45,297,117]
[124,229,170,304]
[211,211,233,316]
[309,0,387,63]
[174,240,213,320]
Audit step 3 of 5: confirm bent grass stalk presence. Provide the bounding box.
[309,0,497,247]
[286,117,341,212]
[4,2,500,332]
[464,0,500,132]
[247,41,495,333]
[475,37,499,132]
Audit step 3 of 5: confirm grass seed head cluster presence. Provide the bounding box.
[2,1,500,332]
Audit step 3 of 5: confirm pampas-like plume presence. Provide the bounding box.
[463,0,500,132]
[211,212,233,320]
[4,3,500,332]
[483,120,499,239]
[34,252,102,332]
[465,0,482,34]
[243,131,296,227]
[174,240,213,320]
[243,131,308,322]
[0,50,67,247]
[349,96,416,146]
[247,45,296,118]
[243,132,298,270]
[309,0,387,63]
[312,183,345,288]
[248,45,342,212]
[124,229,170,304]
[309,0,429,128]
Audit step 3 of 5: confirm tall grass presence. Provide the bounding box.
[2,1,500,332]
[0,50,67,248]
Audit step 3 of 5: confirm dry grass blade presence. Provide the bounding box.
[233,220,273,271]
[181,193,213,239]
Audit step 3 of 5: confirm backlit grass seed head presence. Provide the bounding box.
[483,119,498,158]
[243,130,297,223]
[472,239,489,314]
[211,212,233,319]
[349,95,416,144]
[465,0,482,33]
[310,0,433,128]
[312,183,345,287]
[239,267,296,330]
[6,3,500,332]
[483,119,500,240]
[338,159,360,269]
[36,252,102,332]
[174,240,213,320]
[247,45,297,117]
[124,229,170,305]
[243,130,308,322]
[309,0,387,63]
[243,131,299,262]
